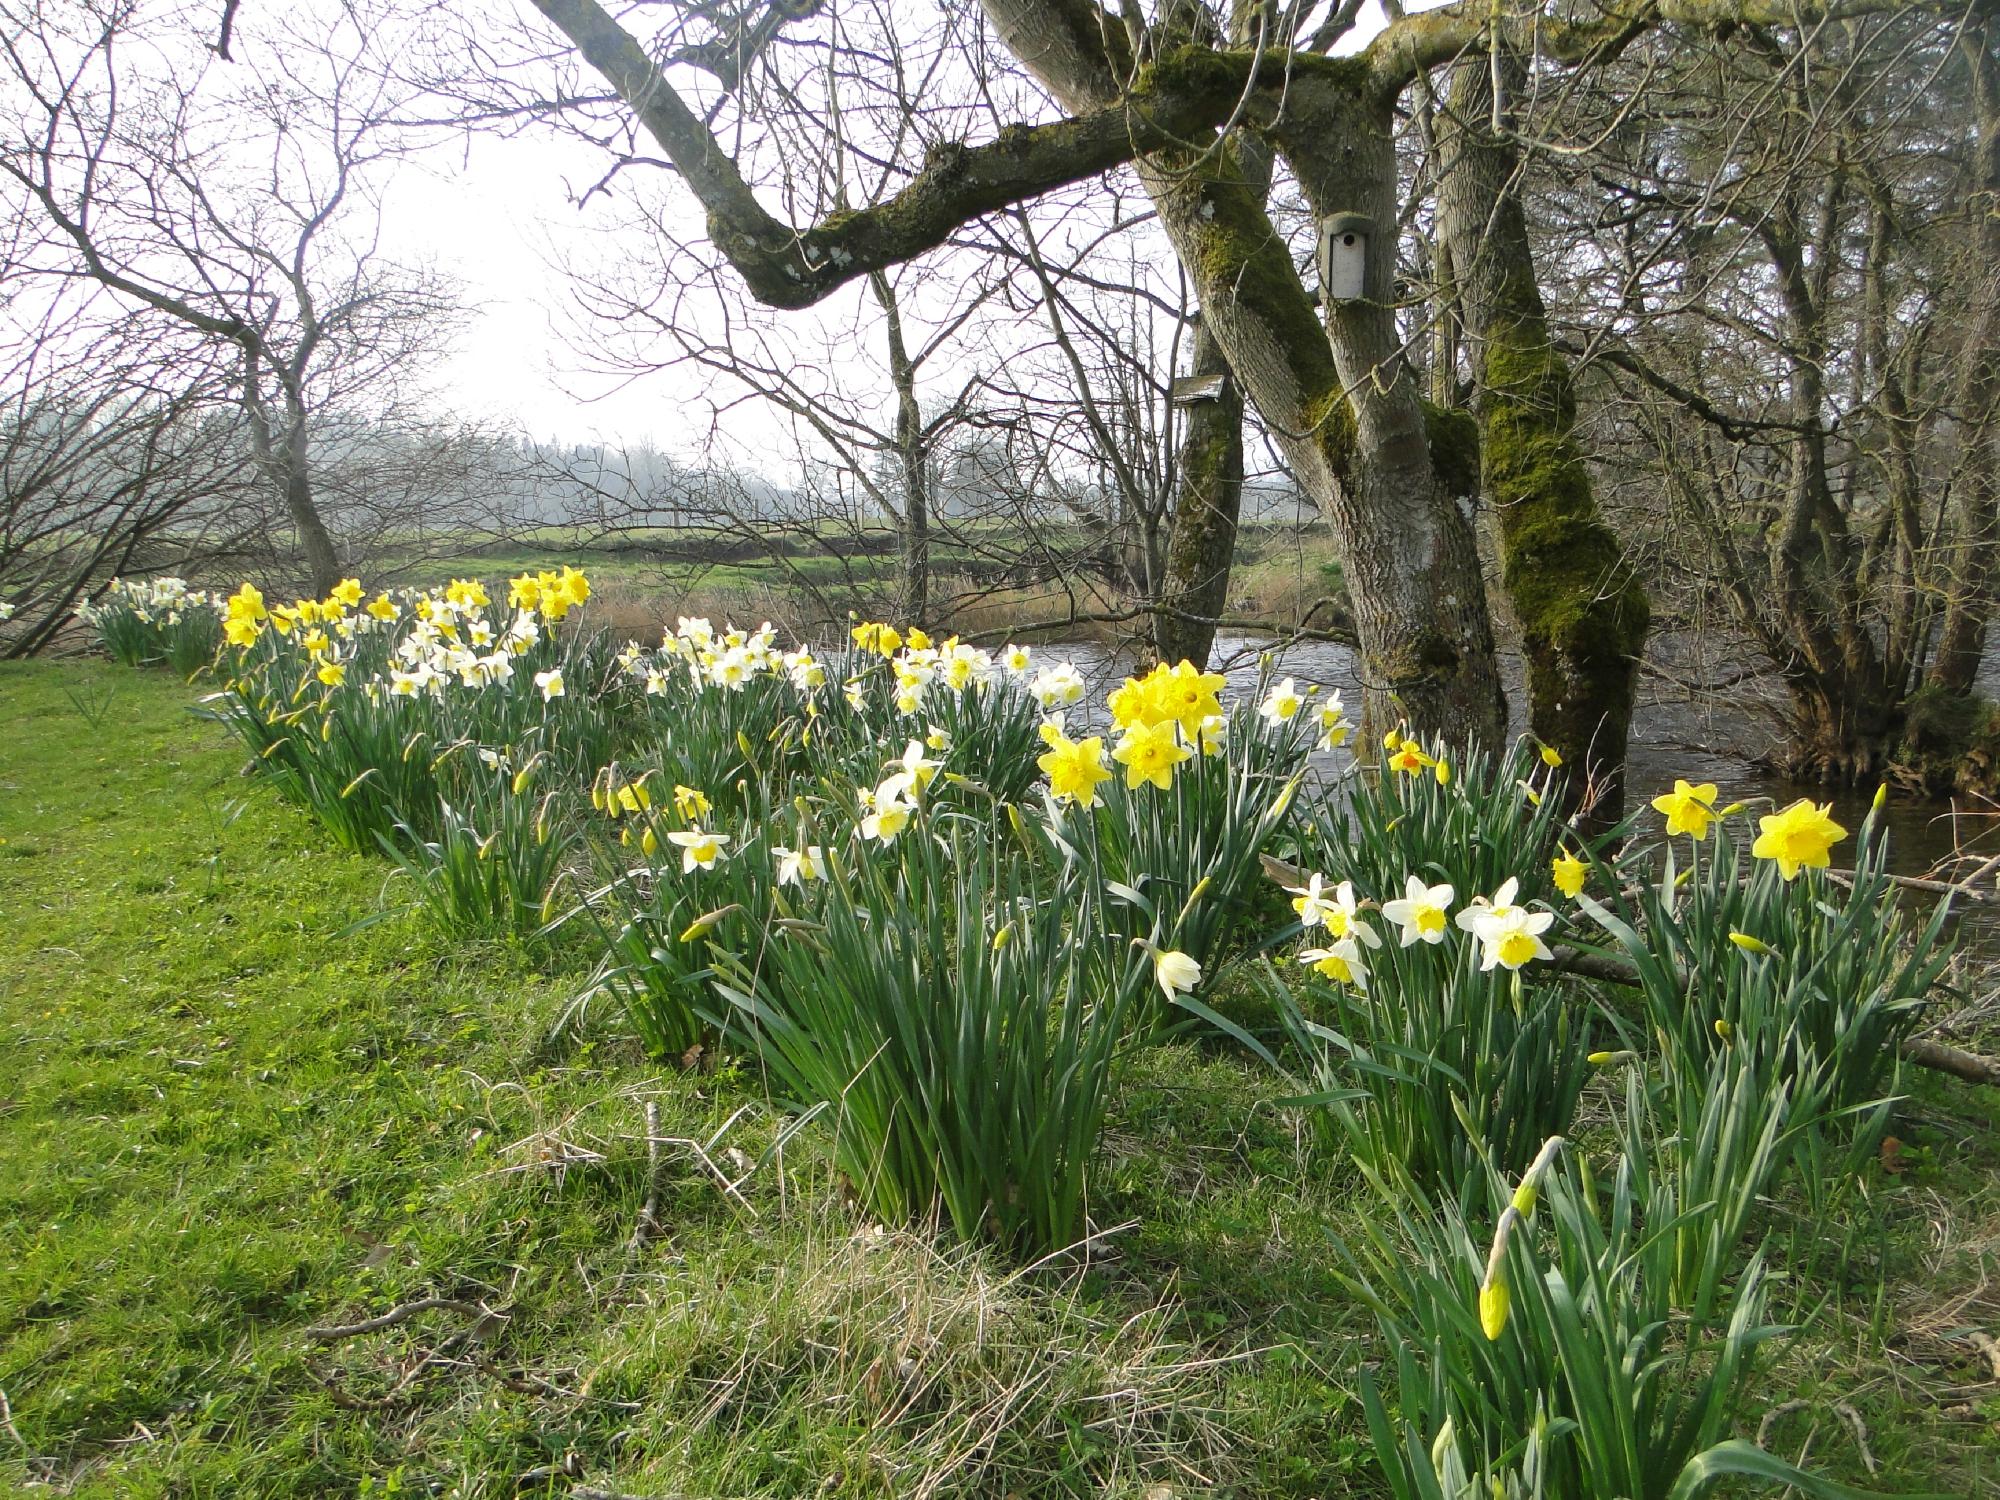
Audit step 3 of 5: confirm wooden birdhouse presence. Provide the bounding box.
[1318,213,1375,304]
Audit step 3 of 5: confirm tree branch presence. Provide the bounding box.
[527,0,1305,308]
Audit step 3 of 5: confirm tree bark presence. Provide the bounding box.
[243,353,342,595]
[1930,16,2000,695]
[1436,57,1649,821]
[1152,318,1244,669]
[873,273,930,625]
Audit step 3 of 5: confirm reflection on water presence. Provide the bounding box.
[1046,632,2000,903]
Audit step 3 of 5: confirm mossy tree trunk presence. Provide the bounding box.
[1437,56,1649,822]
[1153,320,1245,668]
[1929,16,2000,697]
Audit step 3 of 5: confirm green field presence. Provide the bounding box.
[1,661,1996,1496]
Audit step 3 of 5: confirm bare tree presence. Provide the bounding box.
[1546,8,1992,781]
[0,286,259,655]
[0,0,461,593]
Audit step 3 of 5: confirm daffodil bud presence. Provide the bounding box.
[1178,876,1212,923]
[1718,801,1747,818]
[1872,781,1889,812]
[513,767,532,796]
[1435,758,1451,786]
[991,924,1013,951]
[1714,1017,1733,1041]
[1430,1418,1456,1475]
[1478,1274,1510,1342]
[1587,1049,1636,1067]
[1480,1207,1519,1340]
[1540,745,1563,769]
[1727,931,1773,956]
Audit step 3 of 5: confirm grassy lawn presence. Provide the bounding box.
[1,658,1997,1496]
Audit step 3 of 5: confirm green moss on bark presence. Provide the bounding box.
[1479,313,1649,803]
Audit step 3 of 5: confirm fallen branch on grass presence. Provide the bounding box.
[304,1296,501,1341]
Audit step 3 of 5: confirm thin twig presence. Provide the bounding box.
[1831,1400,1878,1475]
[631,1099,663,1248]
[304,1296,497,1341]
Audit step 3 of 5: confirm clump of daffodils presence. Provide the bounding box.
[1288,867,1559,993]
[216,569,587,704]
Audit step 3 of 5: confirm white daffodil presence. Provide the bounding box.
[1259,676,1305,722]
[667,827,730,874]
[1286,872,1339,928]
[1454,876,1523,936]
[1300,936,1370,990]
[774,844,826,885]
[1317,693,1351,750]
[1152,948,1201,999]
[1031,662,1086,708]
[861,794,915,844]
[1381,874,1456,947]
[1467,905,1557,972]
[887,740,941,796]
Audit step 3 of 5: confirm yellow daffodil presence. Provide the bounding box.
[673,784,711,821]
[1037,731,1113,809]
[1751,799,1847,880]
[1540,744,1563,769]
[316,661,346,687]
[1650,779,1718,839]
[446,578,489,611]
[1112,718,1191,791]
[330,577,364,607]
[226,582,266,624]
[1551,850,1587,899]
[1386,740,1435,776]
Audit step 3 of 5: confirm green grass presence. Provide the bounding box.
[0,659,1995,1496]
